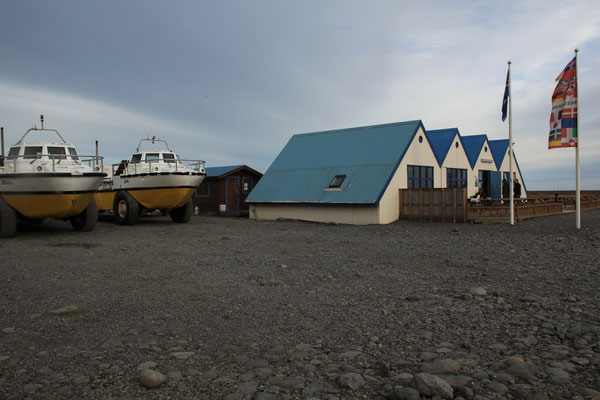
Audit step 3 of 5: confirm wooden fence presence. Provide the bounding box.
[399,188,467,222]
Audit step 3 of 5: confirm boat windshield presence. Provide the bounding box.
[131,153,142,163]
[8,147,20,157]
[145,153,159,162]
[48,147,67,159]
[24,146,43,160]
[68,147,79,161]
[163,153,175,163]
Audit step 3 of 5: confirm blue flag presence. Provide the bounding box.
[501,69,509,121]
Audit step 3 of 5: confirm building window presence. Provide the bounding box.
[196,181,210,197]
[447,168,467,188]
[242,177,253,193]
[407,165,433,189]
[329,174,346,188]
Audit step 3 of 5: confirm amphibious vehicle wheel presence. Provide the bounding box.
[169,198,193,223]
[70,199,98,232]
[113,191,140,225]
[0,196,17,238]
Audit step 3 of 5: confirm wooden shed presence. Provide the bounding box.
[192,165,262,216]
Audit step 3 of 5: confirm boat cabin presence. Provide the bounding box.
[7,142,80,161]
[129,151,181,165]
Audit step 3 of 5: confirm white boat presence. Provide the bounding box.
[95,137,206,225]
[0,119,106,237]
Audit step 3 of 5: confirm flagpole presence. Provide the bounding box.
[508,60,514,225]
[575,48,580,229]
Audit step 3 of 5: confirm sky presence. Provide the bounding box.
[1,0,599,190]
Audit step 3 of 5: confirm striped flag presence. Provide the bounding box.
[501,69,509,121]
[549,57,577,148]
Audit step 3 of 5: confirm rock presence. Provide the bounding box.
[238,381,258,395]
[390,386,421,400]
[397,373,413,385]
[255,393,276,400]
[506,362,539,378]
[167,370,182,381]
[170,351,194,359]
[49,305,85,315]
[421,359,461,375]
[486,381,509,393]
[137,361,157,370]
[72,375,89,385]
[415,330,433,340]
[470,287,487,296]
[443,375,472,388]
[139,369,167,388]
[544,367,570,381]
[339,372,365,390]
[0,356,9,362]
[223,394,244,400]
[339,350,362,359]
[2,327,16,334]
[24,384,43,394]
[519,295,538,303]
[414,373,454,399]
[301,379,338,395]
[246,359,269,368]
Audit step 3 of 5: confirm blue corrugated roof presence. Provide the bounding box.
[461,135,488,169]
[425,128,460,166]
[488,139,509,170]
[205,165,244,177]
[246,120,424,205]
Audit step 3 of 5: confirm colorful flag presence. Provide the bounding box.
[549,57,577,148]
[501,69,509,121]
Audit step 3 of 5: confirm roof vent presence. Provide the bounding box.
[328,174,346,189]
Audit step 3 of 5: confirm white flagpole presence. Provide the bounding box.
[575,48,580,229]
[508,60,514,225]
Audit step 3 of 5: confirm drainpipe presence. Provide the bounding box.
[1,127,4,167]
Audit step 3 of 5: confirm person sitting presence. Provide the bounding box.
[470,188,484,205]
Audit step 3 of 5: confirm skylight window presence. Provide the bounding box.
[329,175,346,188]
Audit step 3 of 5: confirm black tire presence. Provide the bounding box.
[169,198,193,223]
[70,198,98,232]
[0,196,17,238]
[113,191,140,225]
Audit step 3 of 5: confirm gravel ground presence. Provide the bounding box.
[1,211,599,400]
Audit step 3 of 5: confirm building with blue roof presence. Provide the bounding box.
[247,120,441,224]
[193,165,262,216]
[425,128,471,191]
[247,120,527,224]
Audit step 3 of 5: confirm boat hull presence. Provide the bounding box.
[0,173,104,218]
[96,173,204,211]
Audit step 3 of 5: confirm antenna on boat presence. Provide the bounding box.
[40,115,44,130]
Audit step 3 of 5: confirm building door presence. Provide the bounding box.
[489,171,501,199]
[478,170,491,197]
[226,176,240,211]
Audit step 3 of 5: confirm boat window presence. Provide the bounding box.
[68,147,79,161]
[163,153,175,163]
[24,146,43,160]
[145,153,159,162]
[131,153,142,163]
[48,147,67,159]
[8,147,20,157]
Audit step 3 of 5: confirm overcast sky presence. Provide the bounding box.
[1,0,598,190]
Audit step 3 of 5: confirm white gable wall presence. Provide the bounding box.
[439,134,472,191]
[378,127,440,224]
[249,203,379,225]
[470,140,497,195]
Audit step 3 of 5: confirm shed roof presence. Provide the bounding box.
[488,139,509,170]
[246,120,425,205]
[205,165,245,177]
[425,128,460,166]
[461,134,489,169]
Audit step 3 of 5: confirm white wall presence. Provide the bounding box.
[439,134,472,193]
[470,140,497,196]
[378,127,440,224]
[249,203,379,225]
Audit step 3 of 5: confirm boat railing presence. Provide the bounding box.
[112,159,206,176]
[1,154,104,173]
